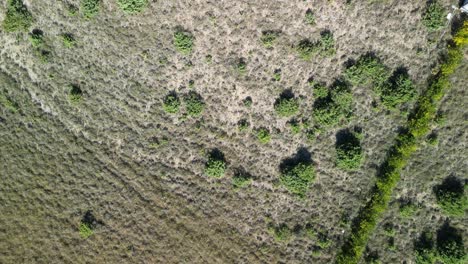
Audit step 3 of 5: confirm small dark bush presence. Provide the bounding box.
[163,92,180,113]
[235,58,247,73]
[174,28,194,55]
[261,30,279,48]
[204,149,226,178]
[243,96,252,107]
[279,149,315,197]
[434,176,466,217]
[69,84,83,102]
[274,90,299,117]
[256,128,271,144]
[30,29,44,47]
[296,30,335,59]
[269,223,293,242]
[2,0,33,32]
[237,119,250,132]
[305,9,315,25]
[62,33,76,48]
[378,68,416,108]
[344,54,390,87]
[232,168,252,189]
[335,129,363,170]
[184,91,205,116]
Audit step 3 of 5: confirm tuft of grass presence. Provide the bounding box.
[117,0,148,13]
[261,31,279,48]
[297,31,336,59]
[2,0,33,32]
[61,33,76,48]
[422,1,446,31]
[79,222,94,238]
[235,58,247,74]
[237,119,250,132]
[184,91,205,117]
[204,150,226,178]
[274,92,299,117]
[174,28,194,55]
[68,84,83,103]
[163,92,180,114]
[335,129,363,170]
[80,0,100,18]
[280,162,315,197]
[256,128,271,144]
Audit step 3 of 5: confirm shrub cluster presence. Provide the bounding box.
[335,129,363,170]
[117,0,148,13]
[280,162,315,197]
[344,54,389,87]
[62,33,76,48]
[336,21,468,264]
[69,84,83,103]
[174,28,194,55]
[2,0,33,32]
[312,80,353,127]
[378,69,416,108]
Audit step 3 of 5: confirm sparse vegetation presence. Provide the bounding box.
[422,1,446,31]
[238,119,250,132]
[269,224,293,242]
[256,128,271,144]
[2,0,33,32]
[81,0,100,18]
[174,28,194,55]
[204,150,226,178]
[335,129,363,170]
[399,201,417,218]
[117,0,148,13]
[184,91,205,116]
[29,29,44,47]
[235,58,247,73]
[163,92,180,113]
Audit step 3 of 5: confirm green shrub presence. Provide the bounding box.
[288,120,301,134]
[399,202,417,218]
[297,31,335,59]
[30,29,44,47]
[256,128,271,144]
[235,58,247,73]
[310,81,328,98]
[238,119,250,132]
[274,93,299,117]
[81,0,100,18]
[67,4,79,16]
[305,9,315,25]
[61,33,76,48]
[163,92,180,113]
[117,0,148,13]
[434,177,466,217]
[273,69,281,81]
[2,0,33,32]
[174,28,194,55]
[378,69,416,108]
[79,222,94,238]
[297,39,320,60]
[344,54,390,87]
[243,96,252,107]
[313,80,353,127]
[318,31,336,56]
[232,169,252,189]
[270,224,293,242]
[422,1,446,31]
[280,162,315,197]
[204,150,226,178]
[336,129,363,170]
[69,84,83,102]
[261,31,279,48]
[184,91,205,116]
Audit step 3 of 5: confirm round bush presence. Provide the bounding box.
[280,162,315,197]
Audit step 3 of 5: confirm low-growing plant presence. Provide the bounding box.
[309,80,328,99]
[422,1,446,31]
[174,28,194,55]
[79,211,96,239]
[204,150,226,178]
[67,4,79,16]
[235,58,247,74]
[243,96,252,107]
[261,31,279,48]
[117,0,148,13]
[232,169,252,189]
[30,29,44,47]
[79,222,94,238]
[313,80,353,127]
[279,152,315,197]
[61,33,76,48]
[2,0,33,32]
[273,69,281,81]
[163,92,180,113]
[335,129,363,170]
[288,120,301,134]
[305,9,316,25]
[256,128,271,144]
[184,91,205,116]
[318,30,336,56]
[269,223,293,242]
[81,0,100,18]
[274,91,299,117]
[296,30,336,59]
[69,84,83,102]
[297,39,320,60]
[237,119,250,132]
[434,176,466,217]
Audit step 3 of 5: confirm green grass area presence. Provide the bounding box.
[184,91,205,116]
[422,1,446,31]
[312,80,353,127]
[174,28,194,55]
[232,169,252,189]
[117,0,148,13]
[163,92,180,114]
[204,150,226,178]
[81,0,100,18]
[335,21,468,264]
[399,201,417,218]
[2,0,33,32]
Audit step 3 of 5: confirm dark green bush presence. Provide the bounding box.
[434,177,466,217]
[280,161,315,197]
[117,0,148,13]
[243,96,252,107]
[344,54,390,87]
[335,129,363,170]
[163,92,180,113]
[297,30,335,59]
[29,29,44,47]
[256,128,271,144]
[378,68,416,108]
[309,80,328,99]
[399,201,417,218]
[297,39,320,60]
[2,0,33,32]
[81,0,100,18]
[184,91,205,116]
[313,80,353,127]
[79,211,96,239]
[422,1,446,31]
[274,92,299,117]
[174,28,194,55]
[69,84,83,102]
[204,150,226,178]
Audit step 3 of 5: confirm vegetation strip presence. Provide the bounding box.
[335,19,468,264]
